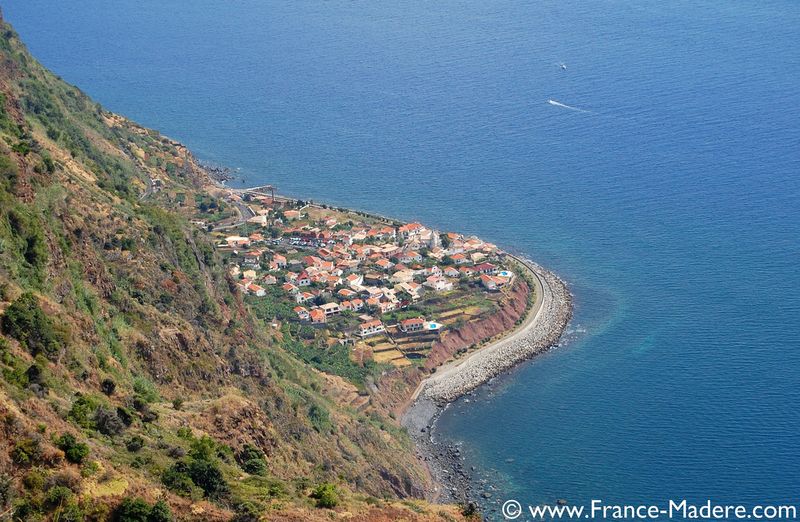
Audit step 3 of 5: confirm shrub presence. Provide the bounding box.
[68,394,99,429]
[114,497,151,522]
[132,377,159,403]
[232,501,261,522]
[161,462,195,497]
[1,292,65,358]
[44,485,73,507]
[162,454,228,499]
[310,483,339,509]
[0,474,13,508]
[147,500,173,522]
[308,404,331,433]
[57,500,85,522]
[22,468,46,490]
[240,456,267,476]
[141,408,159,423]
[116,406,134,426]
[57,433,90,464]
[186,458,228,498]
[12,437,41,465]
[171,397,183,410]
[126,435,145,453]
[101,378,116,396]
[237,444,267,476]
[95,406,126,436]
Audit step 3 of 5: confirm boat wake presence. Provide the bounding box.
[548,99,592,113]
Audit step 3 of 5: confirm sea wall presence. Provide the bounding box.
[420,257,572,403]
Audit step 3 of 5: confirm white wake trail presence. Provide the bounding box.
[548,99,593,113]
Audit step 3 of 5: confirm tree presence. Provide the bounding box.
[114,497,152,522]
[311,483,339,508]
[237,444,267,475]
[57,433,90,463]
[147,500,173,522]
[113,497,173,522]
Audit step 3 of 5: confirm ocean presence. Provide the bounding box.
[5,0,799,519]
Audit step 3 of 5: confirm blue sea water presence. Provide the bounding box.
[5,1,800,519]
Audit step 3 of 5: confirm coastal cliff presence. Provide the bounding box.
[0,20,468,521]
[0,16,571,521]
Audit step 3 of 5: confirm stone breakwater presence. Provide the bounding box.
[421,257,572,404]
[402,257,572,503]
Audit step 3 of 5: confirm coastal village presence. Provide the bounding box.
[200,187,519,369]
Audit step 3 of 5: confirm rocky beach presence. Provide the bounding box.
[402,257,573,504]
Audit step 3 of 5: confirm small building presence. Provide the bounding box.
[247,283,266,297]
[295,291,314,304]
[473,262,498,275]
[359,319,385,337]
[294,306,310,321]
[296,271,311,287]
[424,276,453,293]
[320,302,341,317]
[399,317,425,333]
[310,308,326,324]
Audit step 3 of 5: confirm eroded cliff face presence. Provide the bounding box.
[425,280,530,369]
[373,279,531,416]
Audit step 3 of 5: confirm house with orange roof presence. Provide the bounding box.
[293,306,310,321]
[296,271,311,287]
[310,308,326,324]
[473,262,497,275]
[375,258,394,271]
[398,222,424,238]
[346,273,363,288]
[443,266,460,278]
[295,291,314,304]
[480,274,509,291]
[398,251,422,264]
[246,283,266,297]
[459,266,477,277]
[424,275,453,292]
[359,319,385,337]
[338,288,357,299]
[399,317,426,333]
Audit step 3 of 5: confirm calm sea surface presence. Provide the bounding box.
[6,1,799,518]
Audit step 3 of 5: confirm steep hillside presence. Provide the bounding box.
[0,15,471,522]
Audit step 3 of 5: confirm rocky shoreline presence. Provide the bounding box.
[402,257,573,505]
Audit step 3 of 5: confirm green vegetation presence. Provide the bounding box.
[281,334,379,388]
[311,482,339,508]
[56,433,90,464]
[237,443,268,475]
[1,292,66,358]
[162,435,229,499]
[114,497,172,522]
